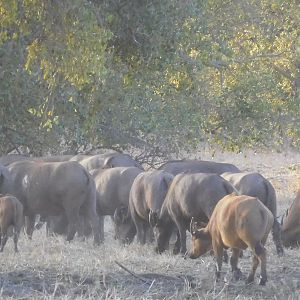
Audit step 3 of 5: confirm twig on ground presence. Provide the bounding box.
[114,261,151,285]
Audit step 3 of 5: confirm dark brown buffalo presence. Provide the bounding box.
[102,153,143,170]
[36,155,74,162]
[221,172,283,256]
[153,173,236,254]
[91,166,143,243]
[158,159,240,175]
[0,155,32,166]
[189,194,274,285]
[72,152,143,171]
[0,194,23,252]
[129,170,174,244]
[0,161,101,244]
[281,190,300,247]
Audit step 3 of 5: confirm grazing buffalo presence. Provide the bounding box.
[189,194,274,285]
[91,166,143,243]
[158,159,240,176]
[0,194,23,252]
[0,161,101,244]
[129,170,174,244]
[153,173,236,254]
[281,190,300,247]
[221,172,283,256]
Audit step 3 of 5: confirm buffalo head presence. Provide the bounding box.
[113,206,136,244]
[189,217,212,259]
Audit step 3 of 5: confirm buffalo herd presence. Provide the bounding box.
[0,151,299,286]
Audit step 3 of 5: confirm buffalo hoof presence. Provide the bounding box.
[245,275,254,285]
[173,246,180,255]
[232,269,243,281]
[259,276,267,286]
[155,246,164,254]
[223,251,229,263]
[277,248,284,257]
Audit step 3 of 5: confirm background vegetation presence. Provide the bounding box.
[0,0,299,157]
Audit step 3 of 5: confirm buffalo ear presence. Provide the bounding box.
[149,210,159,227]
[190,218,208,236]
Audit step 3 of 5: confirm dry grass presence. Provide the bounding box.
[1,150,300,299]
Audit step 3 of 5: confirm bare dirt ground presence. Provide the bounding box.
[1,150,300,299]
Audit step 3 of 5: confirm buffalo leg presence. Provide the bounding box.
[25,215,35,239]
[173,231,181,255]
[174,222,187,254]
[13,228,20,253]
[246,255,259,284]
[65,208,79,242]
[132,214,146,245]
[230,248,242,280]
[86,206,101,245]
[213,242,223,281]
[0,234,8,252]
[272,219,284,256]
[99,216,104,242]
[146,225,154,243]
[258,249,267,285]
[246,242,267,285]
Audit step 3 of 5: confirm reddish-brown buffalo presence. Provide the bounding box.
[221,172,283,255]
[189,194,274,285]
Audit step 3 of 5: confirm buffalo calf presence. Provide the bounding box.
[0,195,23,252]
[189,194,274,285]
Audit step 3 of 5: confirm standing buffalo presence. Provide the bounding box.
[91,166,143,243]
[73,152,143,171]
[102,153,143,170]
[0,161,101,244]
[0,194,23,252]
[221,172,283,256]
[158,159,240,175]
[281,190,300,247]
[0,155,32,166]
[153,173,236,254]
[129,170,174,244]
[189,194,274,285]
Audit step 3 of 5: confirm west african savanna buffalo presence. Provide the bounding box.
[129,170,174,244]
[189,194,274,285]
[153,173,236,254]
[0,161,101,244]
[281,190,300,247]
[0,154,32,166]
[0,194,23,252]
[221,172,283,256]
[70,152,116,170]
[91,166,143,243]
[36,155,74,162]
[102,153,143,170]
[158,159,240,176]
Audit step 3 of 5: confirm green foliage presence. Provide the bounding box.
[0,0,299,157]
